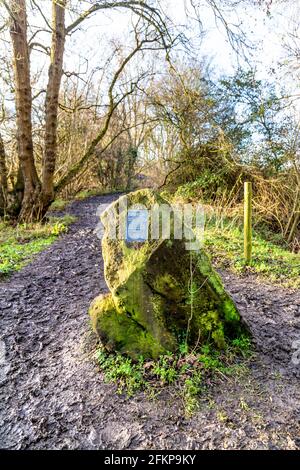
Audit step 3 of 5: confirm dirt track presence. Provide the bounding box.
[0,194,300,450]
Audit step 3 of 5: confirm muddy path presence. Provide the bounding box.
[0,195,300,450]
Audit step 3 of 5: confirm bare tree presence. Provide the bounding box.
[55,36,157,192]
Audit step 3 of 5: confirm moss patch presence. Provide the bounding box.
[89,293,168,360]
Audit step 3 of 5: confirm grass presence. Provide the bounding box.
[49,198,70,211]
[75,188,126,200]
[50,188,124,207]
[75,188,104,200]
[165,187,299,288]
[204,218,300,289]
[50,189,107,208]
[94,335,252,416]
[0,215,76,277]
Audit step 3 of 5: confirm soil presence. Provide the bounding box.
[0,194,300,450]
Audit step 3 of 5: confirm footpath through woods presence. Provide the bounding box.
[0,194,300,449]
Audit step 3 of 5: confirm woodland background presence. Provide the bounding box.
[0,0,299,249]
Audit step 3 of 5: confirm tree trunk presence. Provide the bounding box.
[41,0,66,211]
[9,0,66,221]
[0,132,8,216]
[10,0,41,222]
[9,165,24,216]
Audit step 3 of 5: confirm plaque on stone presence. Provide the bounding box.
[126,209,149,242]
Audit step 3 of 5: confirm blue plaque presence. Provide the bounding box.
[126,210,149,242]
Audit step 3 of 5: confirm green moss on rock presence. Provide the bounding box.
[89,293,167,360]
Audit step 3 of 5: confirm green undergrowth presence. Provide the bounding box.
[0,214,76,277]
[49,198,70,211]
[161,188,299,288]
[204,218,300,288]
[94,335,252,416]
[75,188,126,200]
[50,188,125,209]
[75,188,104,200]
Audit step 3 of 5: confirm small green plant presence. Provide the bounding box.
[198,347,224,371]
[240,397,250,411]
[179,341,189,355]
[49,221,68,236]
[230,335,252,357]
[95,349,145,396]
[152,356,178,384]
[183,372,202,416]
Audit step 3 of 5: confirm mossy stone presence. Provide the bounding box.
[89,189,248,359]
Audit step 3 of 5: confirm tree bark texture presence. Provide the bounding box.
[10,0,40,221]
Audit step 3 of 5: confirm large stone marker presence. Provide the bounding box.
[89,189,247,359]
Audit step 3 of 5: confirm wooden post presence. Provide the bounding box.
[244,181,252,265]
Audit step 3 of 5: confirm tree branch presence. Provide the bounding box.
[66,1,169,38]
